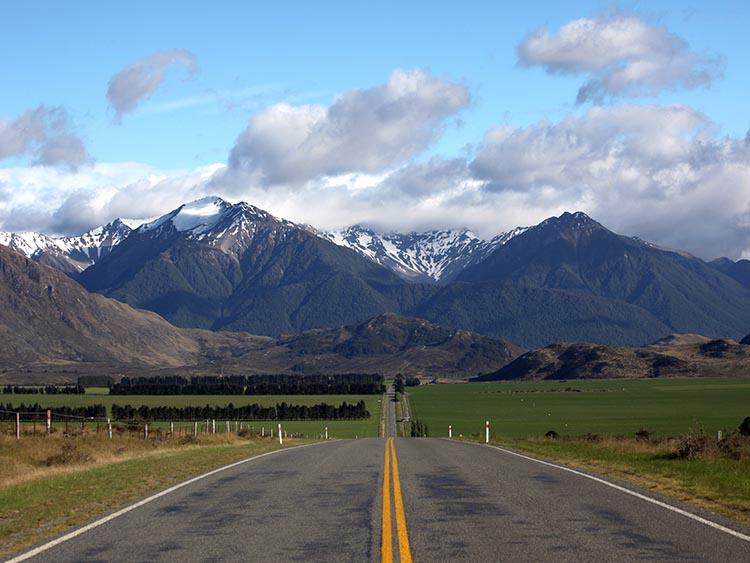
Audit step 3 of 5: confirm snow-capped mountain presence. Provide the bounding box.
[0,219,133,275]
[323,225,528,283]
[135,196,300,257]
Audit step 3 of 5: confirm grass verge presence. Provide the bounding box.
[0,433,313,558]
[485,435,750,524]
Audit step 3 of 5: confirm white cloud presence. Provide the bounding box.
[470,104,750,259]
[0,106,92,171]
[227,69,470,185]
[107,49,198,122]
[518,14,722,103]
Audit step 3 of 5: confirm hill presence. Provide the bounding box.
[476,339,750,381]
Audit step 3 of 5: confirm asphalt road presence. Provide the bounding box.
[9,439,750,563]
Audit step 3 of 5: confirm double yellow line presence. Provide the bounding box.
[381,437,412,563]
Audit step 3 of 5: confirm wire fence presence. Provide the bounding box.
[0,409,309,440]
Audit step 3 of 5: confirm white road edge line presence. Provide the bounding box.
[4,442,324,563]
[478,442,750,544]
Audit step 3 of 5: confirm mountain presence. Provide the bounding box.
[476,338,750,381]
[0,242,210,368]
[0,219,132,277]
[78,197,418,336]
[216,313,525,378]
[437,211,750,346]
[741,333,750,345]
[711,257,750,288]
[322,225,527,283]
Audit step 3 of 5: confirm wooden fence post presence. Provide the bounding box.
[15,412,20,440]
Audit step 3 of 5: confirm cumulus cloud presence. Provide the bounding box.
[470,104,750,259]
[107,49,198,121]
[0,106,92,171]
[518,14,722,103]
[226,69,470,185]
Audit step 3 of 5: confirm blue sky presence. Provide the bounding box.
[1,0,749,259]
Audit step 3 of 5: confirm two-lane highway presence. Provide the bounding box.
[8,438,750,562]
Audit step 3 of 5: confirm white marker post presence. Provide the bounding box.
[325,427,328,440]
[449,425,452,439]
[485,420,490,444]
[107,419,112,439]
[15,412,20,440]
[278,423,283,445]
[46,410,51,435]
[170,422,174,437]
[144,424,149,440]
[212,419,216,434]
[194,421,198,437]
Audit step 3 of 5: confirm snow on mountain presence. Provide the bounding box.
[323,225,528,283]
[0,219,133,274]
[137,196,302,257]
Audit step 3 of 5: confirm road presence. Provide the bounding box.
[8,439,750,562]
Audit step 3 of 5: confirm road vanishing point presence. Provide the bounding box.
[7,392,750,563]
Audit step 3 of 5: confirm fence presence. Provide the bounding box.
[0,409,307,441]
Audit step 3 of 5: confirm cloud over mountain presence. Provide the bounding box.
[107,49,198,121]
[517,14,722,103]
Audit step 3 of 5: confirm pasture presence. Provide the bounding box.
[408,378,750,439]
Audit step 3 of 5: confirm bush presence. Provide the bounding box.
[674,427,718,459]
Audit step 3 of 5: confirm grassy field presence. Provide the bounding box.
[3,391,383,439]
[408,378,750,439]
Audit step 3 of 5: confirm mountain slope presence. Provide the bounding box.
[0,243,205,367]
[711,257,750,288]
[453,212,750,343]
[79,197,416,336]
[323,225,527,283]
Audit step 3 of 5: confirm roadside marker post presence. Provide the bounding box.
[212,419,216,434]
[278,423,283,445]
[325,426,328,440]
[144,424,149,440]
[170,422,174,437]
[46,410,51,435]
[485,420,490,444]
[15,412,20,440]
[449,425,452,439]
[194,421,198,437]
[107,419,112,439]
[718,430,723,441]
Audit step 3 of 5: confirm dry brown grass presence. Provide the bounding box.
[0,428,276,490]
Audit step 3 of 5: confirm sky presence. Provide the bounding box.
[0,0,748,260]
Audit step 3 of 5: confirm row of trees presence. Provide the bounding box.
[110,400,370,421]
[0,403,106,419]
[109,374,385,395]
[2,385,85,395]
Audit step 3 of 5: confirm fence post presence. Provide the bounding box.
[15,412,20,440]
[212,419,216,434]
[194,421,198,437]
[107,418,112,439]
[144,423,149,440]
[170,422,174,437]
[278,423,283,445]
[485,420,490,444]
[226,421,229,433]
[718,430,723,441]
[46,410,51,435]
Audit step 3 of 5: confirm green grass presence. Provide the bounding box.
[409,378,750,439]
[6,394,382,439]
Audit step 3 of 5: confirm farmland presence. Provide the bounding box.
[407,378,750,439]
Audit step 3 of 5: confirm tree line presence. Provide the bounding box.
[109,374,385,395]
[2,385,85,395]
[0,403,105,419]
[110,400,370,421]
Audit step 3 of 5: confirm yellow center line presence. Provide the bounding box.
[382,437,413,563]
[382,437,393,563]
[390,438,413,563]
